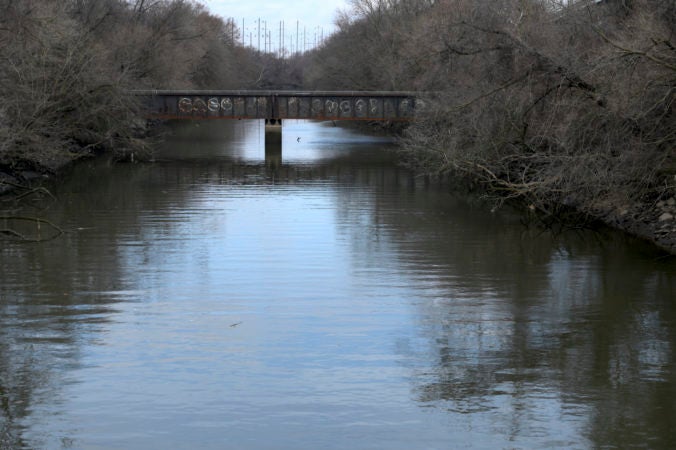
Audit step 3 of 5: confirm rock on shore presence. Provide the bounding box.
[607,196,676,255]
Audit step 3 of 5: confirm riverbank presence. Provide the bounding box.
[425,164,676,257]
[456,174,676,256]
[342,119,676,256]
[0,115,165,198]
[601,197,676,256]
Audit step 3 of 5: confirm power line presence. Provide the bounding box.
[239,17,331,55]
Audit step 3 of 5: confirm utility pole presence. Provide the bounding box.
[257,18,260,52]
[296,21,299,55]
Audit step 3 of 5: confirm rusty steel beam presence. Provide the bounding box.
[133,90,423,121]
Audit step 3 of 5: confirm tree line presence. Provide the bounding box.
[307,0,675,234]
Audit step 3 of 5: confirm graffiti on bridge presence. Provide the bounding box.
[173,94,416,120]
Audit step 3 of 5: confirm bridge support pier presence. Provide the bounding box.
[264,118,282,168]
[265,119,282,145]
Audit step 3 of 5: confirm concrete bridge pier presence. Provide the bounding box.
[265,118,282,168]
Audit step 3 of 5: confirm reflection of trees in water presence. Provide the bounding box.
[336,172,676,447]
[1,337,31,449]
[0,163,164,447]
[578,266,676,448]
[0,296,121,448]
[0,251,124,448]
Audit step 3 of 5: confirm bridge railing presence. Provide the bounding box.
[133,90,423,121]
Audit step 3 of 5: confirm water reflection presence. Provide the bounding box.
[330,122,674,447]
[0,120,674,449]
[335,168,676,447]
[161,119,395,165]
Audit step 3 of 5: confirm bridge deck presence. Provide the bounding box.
[135,90,421,121]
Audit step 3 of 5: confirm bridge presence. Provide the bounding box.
[135,90,420,122]
[135,90,421,147]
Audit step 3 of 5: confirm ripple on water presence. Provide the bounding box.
[1,120,675,450]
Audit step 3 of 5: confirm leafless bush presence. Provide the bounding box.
[407,0,674,218]
[0,1,140,174]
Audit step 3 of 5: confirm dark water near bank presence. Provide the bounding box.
[1,120,675,449]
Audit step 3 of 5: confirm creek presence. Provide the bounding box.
[1,120,675,449]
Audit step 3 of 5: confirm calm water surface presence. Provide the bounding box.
[1,121,675,449]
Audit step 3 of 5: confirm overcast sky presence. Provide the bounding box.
[200,0,350,52]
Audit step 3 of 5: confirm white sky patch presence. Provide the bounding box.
[199,0,350,52]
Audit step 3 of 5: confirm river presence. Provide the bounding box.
[1,120,675,449]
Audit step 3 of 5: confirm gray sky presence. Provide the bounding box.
[200,0,350,53]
